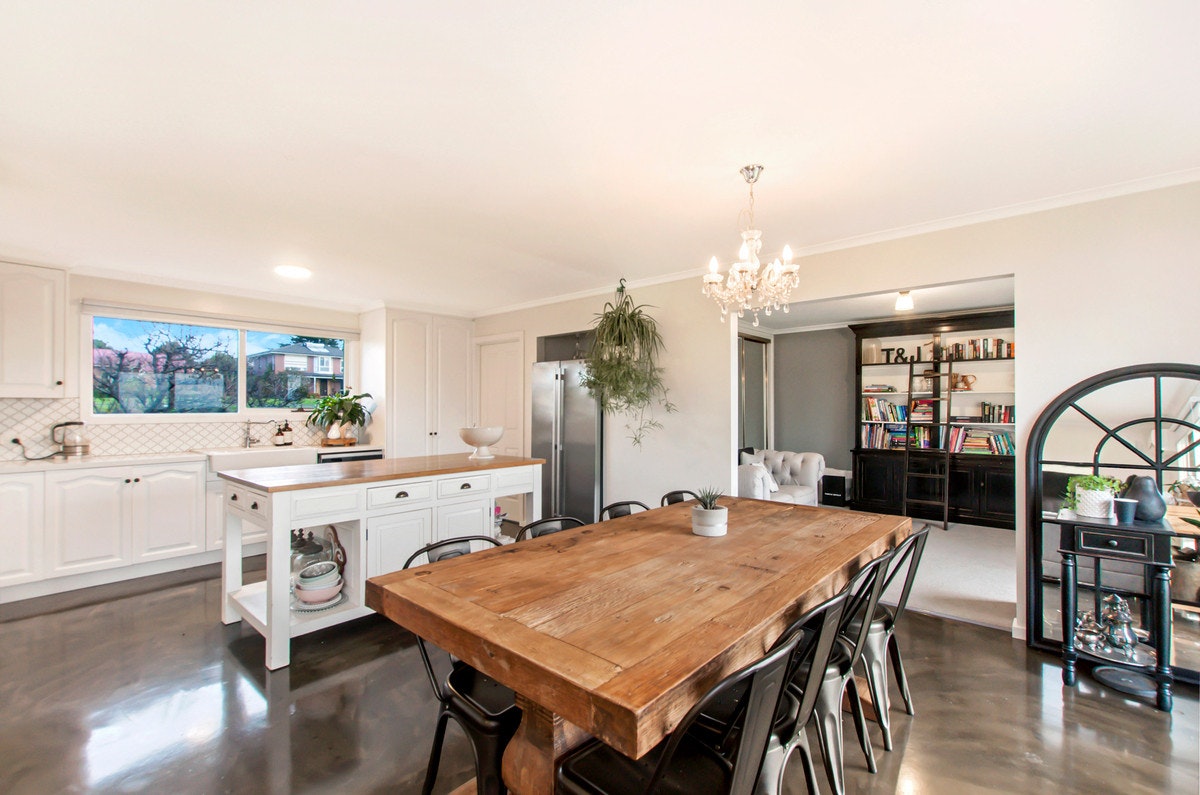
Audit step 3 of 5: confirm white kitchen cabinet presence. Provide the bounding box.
[0,262,66,397]
[130,463,205,562]
[206,479,267,550]
[373,312,473,457]
[0,473,45,586]
[435,496,493,541]
[367,508,432,578]
[45,461,205,577]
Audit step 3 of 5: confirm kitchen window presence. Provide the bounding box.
[87,311,352,417]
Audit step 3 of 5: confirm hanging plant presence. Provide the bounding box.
[580,279,676,446]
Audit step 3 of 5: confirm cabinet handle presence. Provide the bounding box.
[55,379,63,386]
[395,490,409,499]
[1107,539,1118,548]
[124,478,131,484]
[251,502,259,510]
[230,494,238,501]
[133,478,140,483]
[460,482,471,490]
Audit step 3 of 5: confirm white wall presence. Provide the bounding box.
[474,279,737,509]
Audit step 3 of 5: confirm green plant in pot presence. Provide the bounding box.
[580,279,676,446]
[306,389,372,444]
[1168,477,1200,508]
[1063,474,1123,519]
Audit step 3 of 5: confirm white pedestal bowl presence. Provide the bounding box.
[459,426,504,460]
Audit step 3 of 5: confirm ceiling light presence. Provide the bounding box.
[702,165,799,327]
[274,264,312,280]
[895,291,914,311]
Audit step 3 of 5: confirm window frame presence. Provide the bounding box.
[80,307,358,425]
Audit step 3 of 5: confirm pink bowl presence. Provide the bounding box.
[294,578,343,603]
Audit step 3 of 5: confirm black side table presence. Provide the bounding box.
[1057,514,1174,711]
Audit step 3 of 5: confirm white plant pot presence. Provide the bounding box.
[1075,487,1114,519]
[692,505,728,537]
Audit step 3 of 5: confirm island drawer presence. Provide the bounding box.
[494,466,535,496]
[437,473,493,499]
[227,486,271,524]
[291,487,362,520]
[367,480,434,510]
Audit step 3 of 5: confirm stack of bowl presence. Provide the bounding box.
[294,560,343,603]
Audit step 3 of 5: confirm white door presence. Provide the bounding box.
[45,469,130,576]
[0,262,65,397]
[0,473,45,586]
[367,508,433,578]
[435,498,492,542]
[390,316,431,457]
[433,319,473,454]
[131,463,206,562]
[477,335,525,520]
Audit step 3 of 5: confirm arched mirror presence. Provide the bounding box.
[1026,364,1200,686]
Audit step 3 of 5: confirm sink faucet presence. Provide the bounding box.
[244,420,276,448]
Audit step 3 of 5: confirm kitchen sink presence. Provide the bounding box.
[199,446,319,472]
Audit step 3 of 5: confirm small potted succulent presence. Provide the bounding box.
[692,487,728,537]
[1064,474,1123,519]
[306,389,372,445]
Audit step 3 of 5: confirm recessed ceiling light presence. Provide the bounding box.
[274,265,312,280]
[895,291,914,311]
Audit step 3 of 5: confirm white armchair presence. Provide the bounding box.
[738,449,826,506]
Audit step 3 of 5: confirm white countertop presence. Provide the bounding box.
[0,451,207,474]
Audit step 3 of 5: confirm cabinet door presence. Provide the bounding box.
[131,463,205,562]
[0,262,65,397]
[0,473,45,586]
[853,452,902,513]
[367,508,433,578]
[45,469,130,576]
[979,466,1016,526]
[435,497,493,542]
[390,315,431,457]
[432,319,472,455]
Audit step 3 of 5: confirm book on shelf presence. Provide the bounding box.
[909,398,936,422]
[861,423,908,449]
[941,338,1014,360]
[948,426,1015,455]
[863,384,897,393]
[907,425,941,449]
[862,396,907,422]
[979,401,1015,423]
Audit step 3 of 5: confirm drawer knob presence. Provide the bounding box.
[251,502,259,510]
[1107,539,1118,548]
[460,482,471,490]
[396,490,409,499]
[230,494,238,501]
[124,478,131,484]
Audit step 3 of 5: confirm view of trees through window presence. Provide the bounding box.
[91,316,345,414]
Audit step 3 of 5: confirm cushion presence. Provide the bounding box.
[740,450,765,466]
[753,463,779,492]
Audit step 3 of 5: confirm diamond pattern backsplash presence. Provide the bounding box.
[0,398,323,460]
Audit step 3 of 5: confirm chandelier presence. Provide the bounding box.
[702,164,799,326]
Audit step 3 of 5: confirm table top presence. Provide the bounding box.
[217,453,545,492]
[366,499,910,758]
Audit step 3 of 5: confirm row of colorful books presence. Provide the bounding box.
[938,338,1013,360]
[949,427,1016,454]
[979,401,1014,423]
[910,398,937,422]
[862,396,907,422]
[861,423,908,449]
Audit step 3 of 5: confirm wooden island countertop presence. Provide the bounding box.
[217,453,546,493]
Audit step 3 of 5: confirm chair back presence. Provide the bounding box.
[837,547,895,671]
[660,490,699,506]
[403,535,502,700]
[515,515,585,541]
[881,524,931,624]
[646,628,804,795]
[784,589,850,733]
[599,500,650,520]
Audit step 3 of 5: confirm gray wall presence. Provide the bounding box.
[772,327,856,471]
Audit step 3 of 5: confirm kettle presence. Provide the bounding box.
[51,421,90,457]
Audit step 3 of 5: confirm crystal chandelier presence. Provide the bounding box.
[702,164,799,326]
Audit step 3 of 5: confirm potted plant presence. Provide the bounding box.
[580,279,676,446]
[692,487,728,537]
[306,389,372,444]
[1063,474,1123,519]
[1168,477,1200,507]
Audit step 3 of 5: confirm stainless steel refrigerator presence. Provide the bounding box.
[531,360,603,523]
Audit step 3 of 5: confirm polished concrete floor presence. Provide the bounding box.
[1,575,1196,794]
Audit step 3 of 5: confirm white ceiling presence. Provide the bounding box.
[1,3,1197,317]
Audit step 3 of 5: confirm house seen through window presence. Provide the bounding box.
[246,333,345,408]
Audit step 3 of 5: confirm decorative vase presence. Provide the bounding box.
[1074,487,1114,519]
[692,506,728,537]
[325,422,343,441]
[1120,475,1167,522]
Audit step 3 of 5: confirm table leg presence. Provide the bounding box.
[502,695,589,795]
[221,510,243,625]
[1152,565,1173,712]
[264,505,292,670]
[1061,551,1077,686]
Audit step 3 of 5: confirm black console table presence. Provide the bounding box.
[1056,514,1174,711]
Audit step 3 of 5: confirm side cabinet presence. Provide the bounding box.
[0,262,66,398]
[0,473,45,586]
[852,451,904,513]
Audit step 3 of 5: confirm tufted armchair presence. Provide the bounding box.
[738,449,826,506]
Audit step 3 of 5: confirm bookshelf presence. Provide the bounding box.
[851,309,1016,529]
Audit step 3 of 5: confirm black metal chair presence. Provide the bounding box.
[800,547,895,795]
[599,500,650,520]
[845,524,931,750]
[660,489,699,506]
[515,515,585,541]
[556,611,807,795]
[403,536,521,795]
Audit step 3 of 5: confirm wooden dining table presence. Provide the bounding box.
[365,498,911,795]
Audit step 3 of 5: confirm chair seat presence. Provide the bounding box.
[447,662,521,724]
[558,733,732,795]
[793,636,855,684]
[844,603,896,637]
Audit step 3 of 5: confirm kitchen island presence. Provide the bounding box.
[220,453,543,669]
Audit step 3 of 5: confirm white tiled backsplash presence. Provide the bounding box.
[0,398,323,460]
